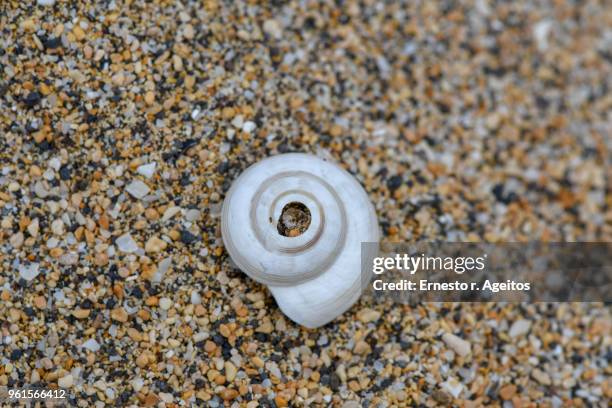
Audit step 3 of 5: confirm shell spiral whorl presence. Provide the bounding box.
[221,153,379,328]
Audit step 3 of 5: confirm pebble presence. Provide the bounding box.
[159,297,173,310]
[111,308,128,323]
[357,308,381,323]
[58,374,73,388]
[190,291,202,305]
[82,339,101,352]
[51,219,65,235]
[263,19,282,39]
[145,236,167,253]
[442,378,464,398]
[27,218,39,237]
[442,333,472,357]
[136,162,157,179]
[509,319,532,338]
[242,121,256,133]
[18,263,40,281]
[531,368,552,385]
[10,232,24,248]
[499,384,517,400]
[184,209,201,222]
[116,233,139,253]
[126,180,150,199]
[162,206,181,222]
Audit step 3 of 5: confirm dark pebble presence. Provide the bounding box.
[180,229,199,244]
[386,175,403,192]
[23,91,42,108]
[10,349,23,361]
[59,165,71,180]
[44,37,62,49]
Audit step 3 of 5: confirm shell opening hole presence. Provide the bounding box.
[277,202,311,237]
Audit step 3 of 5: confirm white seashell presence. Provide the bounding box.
[221,153,379,328]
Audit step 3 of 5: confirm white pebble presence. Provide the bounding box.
[136,162,157,179]
[442,333,471,357]
[131,378,144,392]
[263,19,282,39]
[46,237,59,249]
[116,233,139,253]
[59,252,79,266]
[442,378,464,398]
[82,338,101,352]
[533,20,553,51]
[48,157,61,171]
[242,121,256,133]
[125,180,150,199]
[27,218,39,238]
[18,263,40,281]
[162,206,181,222]
[231,115,244,129]
[37,0,56,5]
[51,219,65,235]
[509,319,531,338]
[159,297,173,310]
[190,290,202,305]
[185,209,201,222]
[58,374,73,388]
[154,257,172,283]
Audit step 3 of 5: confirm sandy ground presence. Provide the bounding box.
[0,1,610,406]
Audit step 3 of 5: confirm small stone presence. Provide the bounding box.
[159,297,172,310]
[190,291,202,305]
[220,388,239,401]
[18,263,40,281]
[533,20,553,51]
[72,25,86,41]
[136,353,149,368]
[58,374,73,388]
[126,180,150,199]
[442,378,464,398]
[225,361,237,382]
[51,219,65,235]
[183,24,195,40]
[499,384,517,400]
[82,338,101,352]
[185,209,201,222]
[263,19,282,39]
[442,333,471,357]
[153,257,172,283]
[509,319,531,338]
[180,229,199,244]
[242,121,256,133]
[10,232,24,248]
[432,389,452,405]
[59,252,78,265]
[111,307,128,323]
[137,162,157,179]
[145,236,167,253]
[357,308,381,323]
[72,309,90,319]
[532,369,552,385]
[27,218,39,238]
[23,91,42,108]
[37,0,56,5]
[116,233,139,253]
[144,91,155,106]
[353,340,371,355]
[162,206,181,222]
[33,295,46,309]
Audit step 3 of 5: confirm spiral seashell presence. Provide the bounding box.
[221,153,379,328]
